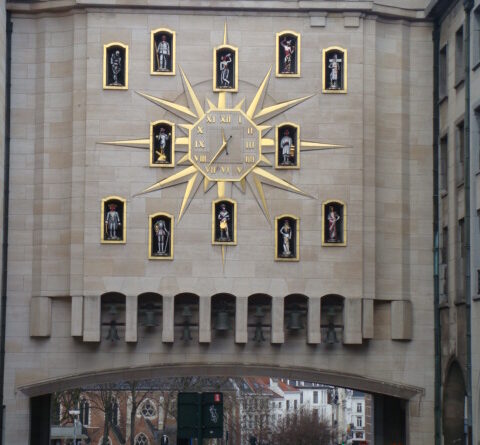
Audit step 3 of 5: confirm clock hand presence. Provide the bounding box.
[208,131,232,166]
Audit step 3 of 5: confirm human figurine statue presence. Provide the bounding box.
[109,50,122,86]
[219,53,232,87]
[156,35,170,71]
[217,204,231,241]
[280,129,294,165]
[327,205,341,242]
[105,203,121,240]
[280,37,295,74]
[279,220,293,257]
[328,54,342,89]
[155,127,170,163]
[154,219,170,255]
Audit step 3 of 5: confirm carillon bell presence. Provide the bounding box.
[106,320,120,342]
[326,322,337,345]
[181,324,192,341]
[143,308,157,328]
[253,324,266,343]
[181,305,192,319]
[287,310,303,331]
[215,310,230,331]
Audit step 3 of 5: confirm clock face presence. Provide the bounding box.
[189,109,261,181]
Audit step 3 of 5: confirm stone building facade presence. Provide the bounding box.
[0,0,474,444]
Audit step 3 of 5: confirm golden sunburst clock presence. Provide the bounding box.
[101,25,344,259]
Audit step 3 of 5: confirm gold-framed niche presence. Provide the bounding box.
[275,122,300,169]
[150,120,175,167]
[150,28,176,76]
[322,46,347,94]
[276,30,301,77]
[212,198,237,245]
[322,200,347,246]
[149,212,174,260]
[213,44,238,92]
[101,196,126,244]
[103,42,128,90]
[275,214,299,261]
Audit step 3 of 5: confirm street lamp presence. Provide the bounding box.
[69,409,80,445]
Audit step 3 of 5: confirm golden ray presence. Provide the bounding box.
[234,98,245,110]
[137,165,198,195]
[258,125,271,134]
[252,167,314,198]
[240,178,247,193]
[179,124,194,132]
[218,92,226,109]
[177,154,191,165]
[217,181,226,198]
[179,66,205,119]
[137,91,198,123]
[246,175,270,222]
[223,22,228,45]
[253,95,314,124]
[259,155,272,166]
[300,141,346,151]
[261,138,274,147]
[204,178,215,193]
[176,137,190,146]
[99,138,149,149]
[178,172,203,221]
[206,99,217,111]
[246,67,272,119]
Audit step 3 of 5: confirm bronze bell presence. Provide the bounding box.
[253,323,266,343]
[288,310,303,331]
[181,305,192,319]
[215,310,230,331]
[181,324,192,341]
[254,305,264,319]
[326,322,337,345]
[143,308,157,328]
[106,320,120,342]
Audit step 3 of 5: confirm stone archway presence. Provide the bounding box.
[443,360,466,445]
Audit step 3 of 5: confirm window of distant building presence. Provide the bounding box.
[475,107,480,170]
[286,400,290,410]
[441,226,449,302]
[456,121,465,184]
[135,433,149,445]
[457,218,466,301]
[440,134,448,192]
[440,44,448,99]
[313,391,318,404]
[474,6,480,67]
[140,399,157,418]
[294,400,298,410]
[356,403,362,413]
[357,416,363,427]
[455,25,465,86]
[107,398,119,426]
[278,402,282,408]
[80,398,90,426]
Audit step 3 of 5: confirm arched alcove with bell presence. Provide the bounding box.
[247,294,272,344]
[174,293,199,343]
[137,293,162,337]
[320,295,344,345]
[284,294,308,339]
[211,293,235,339]
[101,292,126,344]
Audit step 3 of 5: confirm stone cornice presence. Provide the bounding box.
[6,0,431,20]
